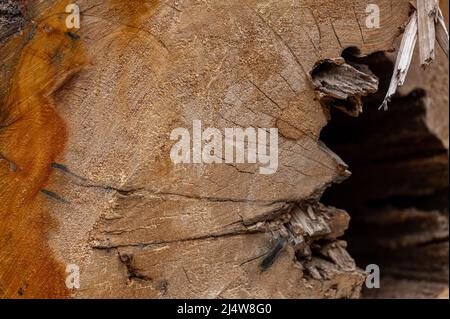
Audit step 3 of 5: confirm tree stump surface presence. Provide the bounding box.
[0,0,447,299]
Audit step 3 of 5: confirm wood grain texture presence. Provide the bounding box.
[0,0,423,298]
[0,0,87,298]
[417,0,437,66]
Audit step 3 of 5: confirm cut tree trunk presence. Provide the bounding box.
[0,0,447,299]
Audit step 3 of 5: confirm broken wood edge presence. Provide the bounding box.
[309,58,379,117]
[417,0,437,67]
[436,7,449,58]
[380,11,418,111]
[247,203,354,275]
[381,1,449,110]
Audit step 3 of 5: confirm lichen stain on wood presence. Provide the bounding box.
[0,0,86,298]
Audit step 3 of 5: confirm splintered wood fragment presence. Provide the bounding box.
[289,207,331,237]
[317,241,356,272]
[417,0,437,67]
[435,8,449,58]
[311,58,378,116]
[380,11,418,110]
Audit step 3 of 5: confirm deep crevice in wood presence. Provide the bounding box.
[320,51,449,298]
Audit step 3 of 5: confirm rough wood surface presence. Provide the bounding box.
[1,0,445,299]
